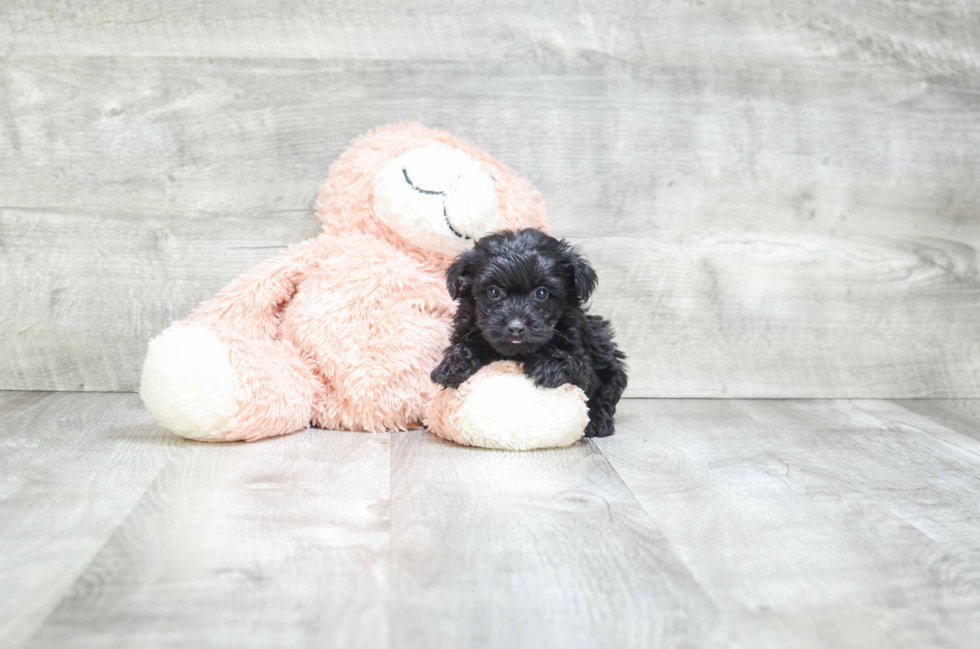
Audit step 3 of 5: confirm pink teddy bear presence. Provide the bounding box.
[140,124,588,450]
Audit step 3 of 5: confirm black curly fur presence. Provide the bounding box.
[431,229,628,438]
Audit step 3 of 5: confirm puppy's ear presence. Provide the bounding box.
[446,248,479,299]
[559,240,598,302]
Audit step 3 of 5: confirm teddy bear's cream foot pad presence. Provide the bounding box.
[427,361,589,451]
[139,322,237,440]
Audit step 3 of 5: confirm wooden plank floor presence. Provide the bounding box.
[2,394,979,648]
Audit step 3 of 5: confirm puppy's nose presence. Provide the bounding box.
[507,320,526,337]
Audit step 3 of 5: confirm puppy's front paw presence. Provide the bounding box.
[431,346,481,389]
[526,355,575,389]
[584,415,615,438]
[431,362,468,389]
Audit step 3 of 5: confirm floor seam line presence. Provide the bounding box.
[19,435,187,645]
[852,400,980,461]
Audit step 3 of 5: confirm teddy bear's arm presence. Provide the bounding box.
[189,238,322,340]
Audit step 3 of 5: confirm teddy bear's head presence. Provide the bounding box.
[316,124,549,260]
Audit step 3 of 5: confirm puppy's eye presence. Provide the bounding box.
[487,287,501,300]
[534,287,549,301]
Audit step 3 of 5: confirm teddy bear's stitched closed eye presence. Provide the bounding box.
[402,168,444,196]
[372,144,500,256]
[401,168,470,240]
[401,167,470,240]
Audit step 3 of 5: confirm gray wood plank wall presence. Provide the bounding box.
[2,2,979,396]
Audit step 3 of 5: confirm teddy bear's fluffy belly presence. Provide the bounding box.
[278,266,454,431]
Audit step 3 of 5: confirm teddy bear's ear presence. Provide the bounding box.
[558,240,598,302]
[446,248,479,299]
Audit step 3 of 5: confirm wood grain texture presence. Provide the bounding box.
[6,208,978,396]
[595,399,980,648]
[584,234,980,398]
[896,400,980,445]
[25,427,391,649]
[4,395,980,647]
[0,391,180,649]
[2,0,979,76]
[389,430,717,649]
[0,208,317,391]
[4,57,980,236]
[2,3,980,396]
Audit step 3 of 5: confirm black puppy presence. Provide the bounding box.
[431,228,628,438]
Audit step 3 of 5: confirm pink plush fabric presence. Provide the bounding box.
[176,124,549,441]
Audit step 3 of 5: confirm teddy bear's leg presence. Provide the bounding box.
[303,297,452,433]
[426,361,589,451]
[140,322,320,442]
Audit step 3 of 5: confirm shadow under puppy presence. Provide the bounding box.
[431,228,628,437]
